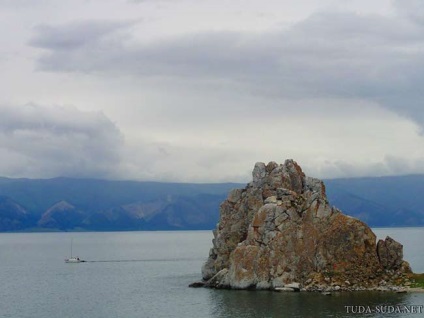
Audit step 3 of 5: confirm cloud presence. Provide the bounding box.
[0,0,51,8]
[28,9,424,130]
[30,19,135,51]
[0,104,124,179]
[29,20,141,75]
[129,0,173,3]
[393,0,424,25]
[311,155,424,179]
[15,3,424,182]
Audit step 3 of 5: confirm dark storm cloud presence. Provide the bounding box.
[0,104,124,179]
[29,10,424,127]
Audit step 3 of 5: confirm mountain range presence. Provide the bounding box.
[0,174,423,231]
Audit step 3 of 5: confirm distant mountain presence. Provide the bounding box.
[0,177,241,231]
[0,175,422,231]
[325,175,424,227]
[38,201,85,230]
[0,195,32,231]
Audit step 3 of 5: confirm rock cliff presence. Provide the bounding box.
[199,160,411,291]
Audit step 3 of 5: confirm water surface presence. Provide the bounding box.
[0,228,422,318]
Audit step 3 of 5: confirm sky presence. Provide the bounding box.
[1,0,424,182]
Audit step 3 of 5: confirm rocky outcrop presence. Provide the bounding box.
[377,236,405,270]
[199,160,412,291]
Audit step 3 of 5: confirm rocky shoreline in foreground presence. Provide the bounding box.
[190,281,424,294]
[192,160,418,292]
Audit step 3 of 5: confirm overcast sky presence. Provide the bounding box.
[1,0,424,182]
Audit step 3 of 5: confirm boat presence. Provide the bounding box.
[65,239,85,263]
[65,256,85,263]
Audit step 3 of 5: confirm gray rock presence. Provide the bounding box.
[285,282,300,291]
[189,281,205,288]
[377,236,404,270]
[205,269,229,289]
[276,188,296,199]
[256,281,272,290]
[275,287,296,292]
[396,288,408,293]
[264,196,277,204]
[252,162,267,187]
[197,159,412,291]
[201,256,217,281]
[228,189,243,203]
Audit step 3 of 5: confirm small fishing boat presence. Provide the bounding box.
[65,239,85,263]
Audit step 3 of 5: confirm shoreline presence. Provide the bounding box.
[190,282,424,293]
[408,287,424,293]
[190,277,424,293]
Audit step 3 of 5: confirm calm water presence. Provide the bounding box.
[0,228,423,318]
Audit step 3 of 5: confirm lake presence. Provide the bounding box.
[0,228,423,318]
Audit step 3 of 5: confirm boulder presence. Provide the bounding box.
[285,282,300,291]
[189,281,205,288]
[198,159,412,290]
[275,287,297,292]
[377,236,405,270]
[205,269,230,289]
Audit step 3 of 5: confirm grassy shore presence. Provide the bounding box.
[409,273,424,288]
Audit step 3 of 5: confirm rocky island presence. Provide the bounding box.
[193,159,414,292]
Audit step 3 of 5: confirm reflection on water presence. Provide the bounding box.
[209,289,421,318]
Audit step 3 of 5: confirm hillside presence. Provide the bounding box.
[0,175,422,231]
[325,175,424,227]
[0,177,240,231]
[0,195,32,231]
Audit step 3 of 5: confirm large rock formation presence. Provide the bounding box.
[199,160,411,291]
